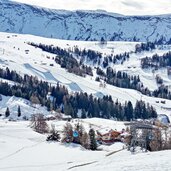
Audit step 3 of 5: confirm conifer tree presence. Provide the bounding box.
[126,101,133,121]
[18,105,21,117]
[81,109,86,119]
[5,107,10,117]
[89,128,97,150]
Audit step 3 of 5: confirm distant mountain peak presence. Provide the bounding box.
[1,0,171,42]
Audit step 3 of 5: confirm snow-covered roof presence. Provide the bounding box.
[45,114,56,118]
[97,127,116,136]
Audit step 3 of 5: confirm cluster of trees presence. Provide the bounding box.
[30,115,97,150]
[29,42,131,76]
[74,46,130,66]
[96,66,171,100]
[62,122,97,150]
[4,106,21,118]
[139,52,171,100]
[0,77,49,106]
[18,41,171,104]
[133,100,157,119]
[112,52,130,65]
[0,67,23,83]
[141,51,171,69]
[105,67,141,89]
[102,53,130,68]
[30,114,61,141]
[96,67,144,90]
[135,42,156,53]
[29,43,93,77]
[63,92,157,120]
[153,85,171,100]
[0,68,61,110]
[73,46,102,64]
[0,66,157,120]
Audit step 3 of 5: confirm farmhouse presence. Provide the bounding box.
[96,128,121,144]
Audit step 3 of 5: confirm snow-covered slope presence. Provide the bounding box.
[0,119,171,171]
[1,32,171,120]
[1,0,171,42]
[0,94,50,119]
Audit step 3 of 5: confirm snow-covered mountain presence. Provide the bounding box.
[11,0,171,16]
[1,0,171,42]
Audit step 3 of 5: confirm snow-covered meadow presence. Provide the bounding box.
[0,119,171,171]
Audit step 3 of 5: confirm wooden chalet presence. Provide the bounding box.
[96,128,121,144]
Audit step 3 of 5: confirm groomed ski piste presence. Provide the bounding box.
[0,32,171,121]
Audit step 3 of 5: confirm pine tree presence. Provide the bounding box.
[89,128,97,150]
[64,102,74,117]
[5,107,10,117]
[81,109,86,119]
[18,105,21,117]
[126,101,133,121]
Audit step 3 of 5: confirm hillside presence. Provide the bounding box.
[0,0,171,42]
[0,94,49,119]
[0,119,171,171]
[0,32,171,121]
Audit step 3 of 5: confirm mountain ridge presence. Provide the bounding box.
[1,0,171,42]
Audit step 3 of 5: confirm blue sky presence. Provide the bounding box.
[11,0,171,15]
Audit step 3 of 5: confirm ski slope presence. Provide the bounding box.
[0,32,171,120]
[0,119,171,171]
